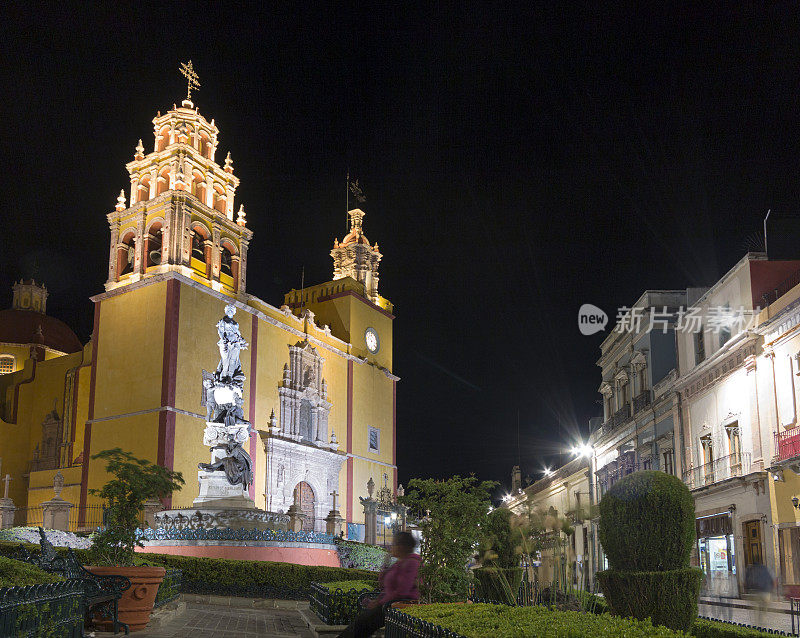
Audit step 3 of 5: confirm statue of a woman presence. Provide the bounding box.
[216,304,248,384]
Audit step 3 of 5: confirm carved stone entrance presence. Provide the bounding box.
[294,481,315,531]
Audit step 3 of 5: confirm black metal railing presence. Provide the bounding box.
[153,568,182,609]
[601,404,632,436]
[12,504,110,532]
[386,606,467,638]
[0,580,84,638]
[633,391,651,414]
[309,582,380,625]
[682,452,751,490]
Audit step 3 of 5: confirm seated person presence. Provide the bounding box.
[338,531,421,638]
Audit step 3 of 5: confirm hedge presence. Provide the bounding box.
[0,540,377,600]
[597,567,703,632]
[334,539,388,572]
[692,618,785,638]
[317,580,377,592]
[0,556,64,587]
[598,471,696,572]
[394,603,684,638]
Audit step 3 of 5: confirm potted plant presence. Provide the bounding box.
[85,448,184,632]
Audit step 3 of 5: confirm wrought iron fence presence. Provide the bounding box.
[153,568,182,609]
[0,580,84,638]
[137,527,335,543]
[11,504,110,532]
[682,452,751,490]
[385,606,467,638]
[309,582,380,625]
[633,391,651,414]
[777,430,800,463]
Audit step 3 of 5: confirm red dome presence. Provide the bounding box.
[0,309,82,354]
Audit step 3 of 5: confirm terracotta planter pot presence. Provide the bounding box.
[85,565,166,632]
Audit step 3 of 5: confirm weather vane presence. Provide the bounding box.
[179,60,201,102]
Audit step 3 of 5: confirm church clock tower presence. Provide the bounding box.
[105,61,252,297]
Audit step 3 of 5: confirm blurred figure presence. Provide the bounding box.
[337,532,421,638]
[711,572,731,621]
[745,561,775,629]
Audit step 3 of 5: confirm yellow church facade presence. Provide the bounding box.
[0,93,397,538]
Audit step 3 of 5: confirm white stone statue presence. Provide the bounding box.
[216,304,248,384]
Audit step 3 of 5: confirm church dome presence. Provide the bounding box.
[0,280,82,355]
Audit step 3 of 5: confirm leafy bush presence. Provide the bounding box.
[478,508,517,568]
[692,618,779,638]
[401,476,497,602]
[599,470,695,572]
[334,539,388,571]
[395,603,685,637]
[597,567,703,632]
[87,448,184,566]
[0,556,63,587]
[140,553,377,599]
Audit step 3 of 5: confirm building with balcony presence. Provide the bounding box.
[589,290,688,569]
[753,262,800,596]
[675,252,800,597]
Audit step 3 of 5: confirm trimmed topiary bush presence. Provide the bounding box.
[596,568,703,631]
[598,470,696,571]
[691,618,781,637]
[597,470,702,632]
[0,555,64,587]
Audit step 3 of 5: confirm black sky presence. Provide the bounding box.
[3,3,800,493]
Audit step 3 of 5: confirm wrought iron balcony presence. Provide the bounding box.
[633,391,651,414]
[776,429,800,463]
[682,452,751,490]
[602,404,632,436]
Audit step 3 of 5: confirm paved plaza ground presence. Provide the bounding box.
[132,602,315,638]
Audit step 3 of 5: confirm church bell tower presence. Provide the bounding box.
[331,208,382,305]
[105,61,253,297]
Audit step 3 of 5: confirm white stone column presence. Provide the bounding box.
[361,497,378,545]
[42,498,73,531]
[0,498,15,529]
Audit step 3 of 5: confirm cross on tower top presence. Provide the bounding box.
[179,60,201,103]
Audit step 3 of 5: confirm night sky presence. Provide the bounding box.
[3,4,800,495]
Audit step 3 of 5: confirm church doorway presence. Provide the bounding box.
[293,481,316,531]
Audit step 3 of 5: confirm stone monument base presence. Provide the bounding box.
[193,469,254,509]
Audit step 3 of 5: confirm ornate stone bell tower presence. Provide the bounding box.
[105,60,252,298]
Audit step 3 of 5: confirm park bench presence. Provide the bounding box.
[11,527,131,635]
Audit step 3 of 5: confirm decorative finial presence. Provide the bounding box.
[179,59,201,104]
[224,151,234,172]
[135,139,144,159]
[237,204,246,226]
[116,190,127,211]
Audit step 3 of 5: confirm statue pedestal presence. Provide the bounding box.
[193,470,255,509]
[0,498,15,530]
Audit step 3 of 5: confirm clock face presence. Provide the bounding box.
[365,328,379,353]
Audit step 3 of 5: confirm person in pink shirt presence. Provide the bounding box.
[338,531,421,638]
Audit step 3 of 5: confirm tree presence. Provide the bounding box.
[401,475,497,602]
[87,448,184,566]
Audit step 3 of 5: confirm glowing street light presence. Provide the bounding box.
[571,443,593,458]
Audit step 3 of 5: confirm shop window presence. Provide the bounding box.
[0,355,14,374]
